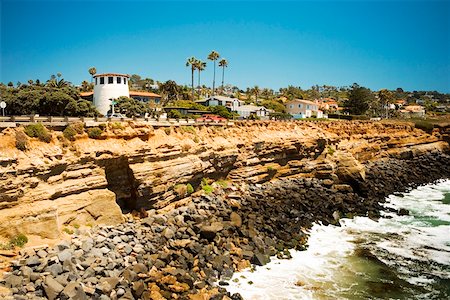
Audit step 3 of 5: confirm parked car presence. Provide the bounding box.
[106,113,125,118]
[195,114,227,123]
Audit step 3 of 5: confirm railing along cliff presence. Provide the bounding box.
[0,116,234,128]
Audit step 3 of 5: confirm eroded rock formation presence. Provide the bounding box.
[0,121,448,241]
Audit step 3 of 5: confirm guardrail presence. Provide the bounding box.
[0,116,234,128]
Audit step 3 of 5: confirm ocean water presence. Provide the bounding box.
[225,179,450,299]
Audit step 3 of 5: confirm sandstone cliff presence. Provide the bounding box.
[0,121,448,241]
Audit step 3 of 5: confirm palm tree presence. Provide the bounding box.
[195,60,206,95]
[218,59,228,93]
[186,57,197,100]
[252,86,260,103]
[88,67,97,83]
[207,50,220,96]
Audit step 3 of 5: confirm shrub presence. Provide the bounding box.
[63,126,77,141]
[164,127,171,135]
[202,184,213,194]
[87,127,103,139]
[186,183,194,194]
[24,123,51,143]
[414,120,434,134]
[174,184,188,197]
[71,122,85,134]
[193,136,199,143]
[15,131,28,150]
[110,122,123,130]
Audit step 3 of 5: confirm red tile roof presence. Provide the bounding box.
[129,91,161,98]
[93,73,130,78]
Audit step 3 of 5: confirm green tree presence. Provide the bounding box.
[158,80,180,104]
[252,86,260,103]
[186,57,197,100]
[218,58,228,93]
[207,50,220,96]
[208,105,236,119]
[115,96,151,117]
[343,83,375,115]
[377,89,394,118]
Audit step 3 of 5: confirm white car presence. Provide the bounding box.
[106,113,125,118]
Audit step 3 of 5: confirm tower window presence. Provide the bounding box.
[117,77,121,84]
[95,77,98,85]
[124,78,127,84]
[100,77,104,84]
[108,77,113,84]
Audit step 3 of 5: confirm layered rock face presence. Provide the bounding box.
[0,121,448,241]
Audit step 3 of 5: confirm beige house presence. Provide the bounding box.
[285,99,323,119]
[400,105,425,118]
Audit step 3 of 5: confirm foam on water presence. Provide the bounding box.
[225,179,450,299]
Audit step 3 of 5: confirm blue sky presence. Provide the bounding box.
[1,0,449,92]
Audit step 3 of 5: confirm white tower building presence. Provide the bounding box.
[93,73,130,115]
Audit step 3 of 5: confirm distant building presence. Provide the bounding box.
[79,72,161,115]
[195,96,243,111]
[285,99,323,119]
[314,98,338,112]
[234,105,271,119]
[400,105,426,118]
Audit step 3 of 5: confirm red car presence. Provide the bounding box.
[196,114,227,123]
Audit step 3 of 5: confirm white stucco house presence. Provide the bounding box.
[79,73,162,115]
[234,105,271,119]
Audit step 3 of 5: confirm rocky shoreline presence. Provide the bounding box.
[1,150,449,300]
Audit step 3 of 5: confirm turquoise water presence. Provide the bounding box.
[226,179,450,299]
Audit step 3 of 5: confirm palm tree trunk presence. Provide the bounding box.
[221,66,225,93]
[212,62,216,96]
[191,68,194,100]
[198,71,201,99]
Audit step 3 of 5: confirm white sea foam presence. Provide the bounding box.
[225,179,450,299]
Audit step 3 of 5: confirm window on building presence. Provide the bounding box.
[117,77,121,84]
[307,105,310,109]
[100,77,104,84]
[124,78,127,84]
[298,104,302,108]
[108,77,113,84]
[289,105,293,109]
[95,77,98,85]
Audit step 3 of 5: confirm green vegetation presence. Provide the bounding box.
[186,183,194,194]
[167,109,183,119]
[414,120,434,133]
[87,127,103,139]
[0,234,29,250]
[63,125,77,141]
[24,123,52,143]
[15,131,28,150]
[343,83,376,115]
[164,127,171,135]
[73,223,80,229]
[215,179,228,188]
[209,105,238,119]
[327,146,335,156]
[63,227,74,234]
[201,177,214,194]
[115,96,152,117]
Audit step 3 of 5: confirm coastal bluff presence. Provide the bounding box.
[0,120,448,243]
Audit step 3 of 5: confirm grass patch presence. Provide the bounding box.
[0,234,28,250]
[110,122,123,130]
[24,123,52,143]
[87,127,103,139]
[201,177,214,194]
[15,131,28,150]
